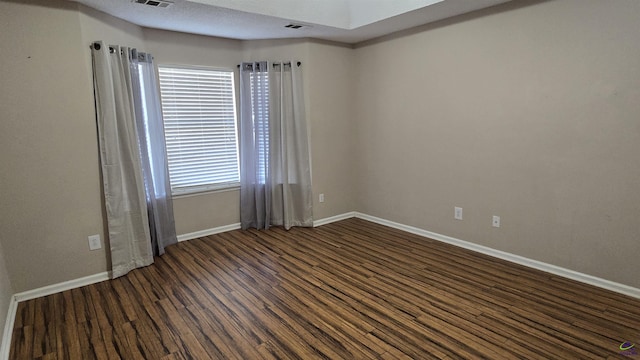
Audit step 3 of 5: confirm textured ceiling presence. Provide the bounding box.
[187,0,448,29]
[70,0,513,44]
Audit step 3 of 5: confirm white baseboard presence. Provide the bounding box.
[177,214,357,240]
[1,272,110,360]
[0,296,18,360]
[313,212,357,227]
[13,272,110,303]
[354,212,640,299]
[177,223,242,242]
[176,213,358,241]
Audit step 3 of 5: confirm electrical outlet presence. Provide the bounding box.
[492,216,501,228]
[454,207,463,220]
[88,234,102,250]
[319,193,325,203]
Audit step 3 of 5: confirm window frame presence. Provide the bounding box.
[157,64,241,197]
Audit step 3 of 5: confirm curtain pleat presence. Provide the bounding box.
[239,61,313,230]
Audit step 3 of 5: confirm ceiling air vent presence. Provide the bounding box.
[284,24,307,30]
[133,0,174,8]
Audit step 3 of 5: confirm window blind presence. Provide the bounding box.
[158,66,240,193]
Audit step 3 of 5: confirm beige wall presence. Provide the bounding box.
[143,35,356,233]
[306,41,356,218]
[0,241,13,349]
[144,28,241,67]
[0,0,109,292]
[353,0,640,288]
[78,4,145,49]
[2,0,639,300]
[241,39,356,219]
[0,1,355,294]
[165,37,357,234]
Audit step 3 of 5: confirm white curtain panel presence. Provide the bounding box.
[239,61,313,230]
[239,62,270,229]
[91,42,177,278]
[130,50,177,256]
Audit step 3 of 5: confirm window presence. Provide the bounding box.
[158,66,240,195]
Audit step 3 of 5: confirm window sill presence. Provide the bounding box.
[172,184,240,199]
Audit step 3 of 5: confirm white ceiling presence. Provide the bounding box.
[70,0,513,44]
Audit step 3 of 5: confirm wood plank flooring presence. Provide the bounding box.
[10,218,640,359]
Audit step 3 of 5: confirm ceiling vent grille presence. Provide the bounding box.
[133,0,174,8]
[284,24,307,30]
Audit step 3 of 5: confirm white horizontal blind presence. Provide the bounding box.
[158,66,239,193]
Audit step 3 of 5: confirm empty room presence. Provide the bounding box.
[1,0,639,358]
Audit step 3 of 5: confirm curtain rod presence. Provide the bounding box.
[90,42,153,63]
[237,61,302,68]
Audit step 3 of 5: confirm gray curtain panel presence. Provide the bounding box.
[91,42,177,278]
[239,61,313,230]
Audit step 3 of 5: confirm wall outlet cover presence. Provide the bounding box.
[88,234,102,250]
[454,207,463,220]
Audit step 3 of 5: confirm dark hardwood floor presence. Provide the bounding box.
[9,218,640,359]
